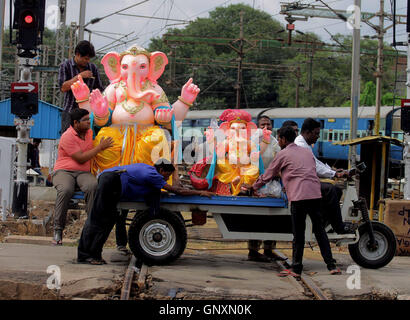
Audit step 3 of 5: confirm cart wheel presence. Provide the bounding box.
[348,221,396,269]
[128,208,187,265]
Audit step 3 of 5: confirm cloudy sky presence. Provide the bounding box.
[6,0,409,53]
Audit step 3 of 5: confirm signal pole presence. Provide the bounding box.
[10,0,44,218]
[374,0,384,136]
[349,0,361,169]
[12,65,37,218]
[78,0,86,41]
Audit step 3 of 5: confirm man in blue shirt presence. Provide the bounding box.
[77,159,213,265]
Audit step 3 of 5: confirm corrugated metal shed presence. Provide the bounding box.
[0,99,62,139]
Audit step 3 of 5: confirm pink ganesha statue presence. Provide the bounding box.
[189,109,266,196]
[71,45,200,174]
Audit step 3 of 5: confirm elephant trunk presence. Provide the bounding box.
[127,72,159,103]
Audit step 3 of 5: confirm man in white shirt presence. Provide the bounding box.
[294,118,353,234]
[247,116,285,262]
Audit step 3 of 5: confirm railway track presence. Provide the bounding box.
[119,247,330,301]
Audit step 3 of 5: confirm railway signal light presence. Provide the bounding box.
[12,0,46,58]
[11,82,39,119]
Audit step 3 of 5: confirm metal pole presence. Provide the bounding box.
[295,67,300,108]
[0,0,5,74]
[78,0,86,41]
[349,0,361,169]
[374,0,384,136]
[404,11,410,199]
[235,11,244,109]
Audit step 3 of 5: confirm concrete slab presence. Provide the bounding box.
[0,243,129,299]
[298,252,410,299]
[147,252,309,300]
[4,235,77,246]
[29,186,56,201]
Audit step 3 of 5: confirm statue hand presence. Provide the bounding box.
[155,108,173,124]
[71,75,90,101]
[262,128,272,143]
[89,89,109,118]
[180,78,200,105]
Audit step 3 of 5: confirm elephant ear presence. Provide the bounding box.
[101,52,121,82]
[148,52,168,84]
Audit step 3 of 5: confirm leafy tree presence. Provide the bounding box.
[360,81,376,106]
[148,4,292,110]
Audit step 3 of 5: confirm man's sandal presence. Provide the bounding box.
[77,258,105,265]
[278,269,301,280]
[329,268,342,275]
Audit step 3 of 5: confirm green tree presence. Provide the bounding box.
[360,81,376,106]
[148,4,293,110]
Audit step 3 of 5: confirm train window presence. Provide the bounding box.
[328,132,333,141]
[344,132,349,140]
[323,130,328,141]
[182,119,192,127]
[197,119,210,127]
[333,131,339,141]
[360,131,366,138]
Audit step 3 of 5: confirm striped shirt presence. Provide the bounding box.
[58,58,104,112]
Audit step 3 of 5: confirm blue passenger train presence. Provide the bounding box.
[181,106,403,167]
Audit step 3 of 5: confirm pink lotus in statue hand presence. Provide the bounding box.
[180,78,200,104]
[89,89,108,118]
[262,128,272,142]
[71,75,90,101]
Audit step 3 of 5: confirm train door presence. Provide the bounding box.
[318,120,324,157]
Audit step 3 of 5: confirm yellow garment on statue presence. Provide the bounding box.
[91,125,171,177]
[216,161,259,196]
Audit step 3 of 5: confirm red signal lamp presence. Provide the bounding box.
[24,15,33,24]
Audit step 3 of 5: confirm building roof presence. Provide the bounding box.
[0,99,62,139]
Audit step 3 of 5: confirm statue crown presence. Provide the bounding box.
[120,45,151,60]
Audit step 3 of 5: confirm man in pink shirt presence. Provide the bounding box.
[251,126,340,278]
[52,108,113,245]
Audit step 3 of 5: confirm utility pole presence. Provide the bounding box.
[349,0,361,169]
[374,0,384,136]
[40,45,49,100]
[78,0,86,41]
[295,66,300,108]
[69,22,78,59]
[404,0,410,200]
[235,11,244,109]
[0,0,5,74]
[52,0,67,106]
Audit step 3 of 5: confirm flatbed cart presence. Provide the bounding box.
[118,179,397,269]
